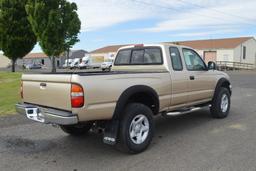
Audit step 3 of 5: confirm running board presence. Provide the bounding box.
[164,107,203,116]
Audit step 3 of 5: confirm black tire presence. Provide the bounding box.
[60,123,92,136]
[210,87,231,118]
[117,103,155,154]
[102,69,106,71]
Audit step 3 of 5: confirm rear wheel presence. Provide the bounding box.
[117,103,154,154]
[60,123,93,136]
[210,87,231,118]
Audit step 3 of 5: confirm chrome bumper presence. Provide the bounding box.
[16,103,78,125]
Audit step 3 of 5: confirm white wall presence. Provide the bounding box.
[216,49,234,62]
[0,54,11,68]
[90,52,117,62]
[234,38,256,64]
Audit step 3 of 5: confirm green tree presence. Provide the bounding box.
[26,0,81,73]
[0,0,37,72]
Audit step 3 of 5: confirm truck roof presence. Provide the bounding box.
[118,43,191,51]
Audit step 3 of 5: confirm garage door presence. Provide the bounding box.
[204,51,217,64]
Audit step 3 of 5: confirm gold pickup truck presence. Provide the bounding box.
[16,44,232,153]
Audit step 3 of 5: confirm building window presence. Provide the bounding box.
[41,59,45,65]
[243,46,246,59]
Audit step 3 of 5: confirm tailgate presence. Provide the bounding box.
[22,74,72,111]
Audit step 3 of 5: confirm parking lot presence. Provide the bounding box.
[0,71,256,171]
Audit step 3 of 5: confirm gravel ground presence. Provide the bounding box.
[0,71,256,171]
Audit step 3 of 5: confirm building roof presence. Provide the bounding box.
[90,45,128,54]
[90,37,254,54]
[24,53,48,59]
[24,50,88,59]
[170,37,253,50]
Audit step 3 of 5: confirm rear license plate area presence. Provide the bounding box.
[25,107,45,123]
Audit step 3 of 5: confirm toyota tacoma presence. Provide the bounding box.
[16,44,232,153]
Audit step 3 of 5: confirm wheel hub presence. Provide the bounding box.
[129,114,149,144]
[221,94,229,113]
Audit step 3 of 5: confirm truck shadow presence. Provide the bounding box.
[154,109,212,136]
[2,109,230,162]
[51,109,216,156]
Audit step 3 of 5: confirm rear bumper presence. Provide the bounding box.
[16,103,78,125]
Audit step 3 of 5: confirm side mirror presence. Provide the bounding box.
[208,61,216,70]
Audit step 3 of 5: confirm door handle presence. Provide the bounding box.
[190,76,195,80]
[40,83,47,87]
[40,83,47,90]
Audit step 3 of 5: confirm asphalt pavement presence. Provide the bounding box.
[0,71,256,171]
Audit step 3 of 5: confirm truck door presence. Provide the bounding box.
[169,47,189,107]
[182,48,215,103]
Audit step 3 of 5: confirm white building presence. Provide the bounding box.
[90,37,256,69]
[90,45,126,63]
[0,53,11,68]
[176,37,256,68]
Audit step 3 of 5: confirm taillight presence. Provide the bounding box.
[20,81,23,99]
[71,84,84,108]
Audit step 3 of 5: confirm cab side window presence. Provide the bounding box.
[182,48,206,71]
[170,47,183,71]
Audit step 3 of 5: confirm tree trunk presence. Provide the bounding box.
[11,59,16,72]
[67,48,70,68]
[51,56,56,73]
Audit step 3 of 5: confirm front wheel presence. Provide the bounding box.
[210,87,231,118]
[117,103,154,154]
[60,123,93,136]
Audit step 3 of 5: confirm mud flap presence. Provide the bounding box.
[103,120,119,145]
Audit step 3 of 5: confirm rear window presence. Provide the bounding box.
[115,47,163,65]
[131,50,144,64]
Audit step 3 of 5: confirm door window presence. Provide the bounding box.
[182,49,207,71]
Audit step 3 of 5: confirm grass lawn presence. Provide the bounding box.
[0,72,22,116]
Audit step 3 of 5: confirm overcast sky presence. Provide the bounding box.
[32,0,256,52]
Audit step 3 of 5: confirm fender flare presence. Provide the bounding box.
[113,85,159,119]
[213,78,231,100]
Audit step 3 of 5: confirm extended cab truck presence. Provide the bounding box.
[16,44,232,154]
